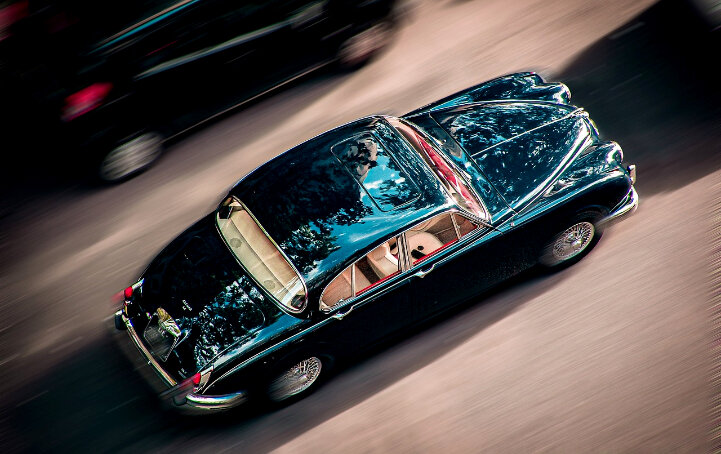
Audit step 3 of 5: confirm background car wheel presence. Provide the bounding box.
[267,356,323,403]
[98,132,164,183]
[337,22,394,69]
[540,214,603,268]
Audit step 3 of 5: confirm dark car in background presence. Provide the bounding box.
[0,0,398,181]
[114,73,638,412]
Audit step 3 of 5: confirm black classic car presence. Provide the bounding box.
[1,0,398,181]
[114,72,638,411]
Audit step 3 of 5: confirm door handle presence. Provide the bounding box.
[413,263,435,279]
[332,304,355,321]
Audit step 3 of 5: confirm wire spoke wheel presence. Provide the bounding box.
[268,356,322,402]
[551,221,595,261]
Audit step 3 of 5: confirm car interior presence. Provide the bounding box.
[320,212,479,310]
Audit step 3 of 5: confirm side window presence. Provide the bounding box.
[357,239,401,294]
[320,237,401,310]
[453,212,479,238]
[320,265,353,311]
[407,212,480,265]
[320,213,481,310]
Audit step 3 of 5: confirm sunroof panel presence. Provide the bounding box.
[331,133,420,211]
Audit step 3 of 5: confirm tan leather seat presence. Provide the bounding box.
[367,242,399,279]
[406,231,444,261]
[321,265,374,309]
[321,267,352,309]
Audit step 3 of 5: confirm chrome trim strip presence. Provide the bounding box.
[469,108,584,159]
[136,21,287,79]
[598,187,638,227]
[493,115,596,215]
[213,216,490,389]
[211,316,335,388]
[121,311,177,387]
[96,0,201,52]
[185,391,247,410]
[385,116,490,221]
[318,209,484,313]
[627,164,637,184]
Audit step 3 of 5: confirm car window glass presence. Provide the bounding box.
[321,237,400,310]
[332,134,420,211]
[217,197,306,312]
[389,119,486,218]
[407,213,459,266]
[453,212,479,237]
[356,239,401,294]
[320,264,353,311]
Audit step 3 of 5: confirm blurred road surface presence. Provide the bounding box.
[1,0,717,451]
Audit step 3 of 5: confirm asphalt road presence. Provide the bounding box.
[1,0,718,452]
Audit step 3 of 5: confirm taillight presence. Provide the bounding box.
[0,1,28,42]
[185,367,211,391]
[122,279,143,301]
[61,82,113,122]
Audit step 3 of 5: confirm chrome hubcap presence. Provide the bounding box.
[268,357,322,401]
[552,221,594,261]
[99,132,163,181]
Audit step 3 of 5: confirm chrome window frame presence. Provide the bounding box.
[318,210,485,313]
[384,117,490,222]
[215,196,309,314]
[319,234,404,312]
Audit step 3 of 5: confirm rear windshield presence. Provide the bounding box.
[216,197,307,312]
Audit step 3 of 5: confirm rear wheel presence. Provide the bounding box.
[267,356,323,403]
[540,215,602,268]
[97,132,163,183]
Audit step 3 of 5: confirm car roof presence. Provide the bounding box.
[230,116,452,294]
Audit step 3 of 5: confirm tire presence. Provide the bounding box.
[336,21,395,70]
[267,355,324,403]
[97,131,164,183]
[540,213,603,268]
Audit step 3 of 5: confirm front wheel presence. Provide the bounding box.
[336,22,395,69]
[267,356,323,403]
[540,219,601,268]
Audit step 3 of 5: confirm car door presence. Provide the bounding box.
[315,235,424,353]
[400,211,531,324]
[313,211,523,353]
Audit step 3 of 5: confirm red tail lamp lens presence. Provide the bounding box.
[191,373,201,386]
[124,286,133,300]
[62,82,113,121]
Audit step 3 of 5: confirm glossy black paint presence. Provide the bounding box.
[231,117,452,295]
[125,215,309,381]
[118,72,636,407]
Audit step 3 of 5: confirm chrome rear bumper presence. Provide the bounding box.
[114,310,248,412]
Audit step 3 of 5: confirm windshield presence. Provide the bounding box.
[388,118,487,219]
[216,196,307,312]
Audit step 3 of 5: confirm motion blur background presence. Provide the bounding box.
[1,0,719,451]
